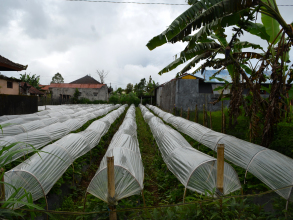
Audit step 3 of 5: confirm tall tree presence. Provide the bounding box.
[134,78,146,97]
[51,73,64,84]
[20,73,40,89]
[97,69,109,84]
[125,83,134,94]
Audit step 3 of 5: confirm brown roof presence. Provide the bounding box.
[0,55,28,71]
[0,74,22,82]
[20,82,44,95]
[39,84,50,91]
[70,75,101,84]
[49,83,105,89]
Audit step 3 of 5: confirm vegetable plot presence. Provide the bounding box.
[4,105,127,209]
[87,105,144,204]
[147,104,293,202]
[140,105,241,196]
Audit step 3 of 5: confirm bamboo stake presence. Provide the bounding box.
[223,114,226,134]
[195,105,198,123]
[187,107,190,120]
[0,168,5,206]
[180,107,182,117]
[221,101,223,133]
[217,144,225,193]
[203,104,205,126]
[107,156,117,220]
[209,111,212,129]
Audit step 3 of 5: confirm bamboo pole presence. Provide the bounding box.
[217,144,225,193]
[209,111,212,129]
[195,105,198,123]
[203,104,205,126]
[0,168,5,206]
[180,107,182,117]
[187,107,190,120]
[107,156,117,220]
[221,101,223,133]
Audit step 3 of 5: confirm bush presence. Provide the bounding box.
[109,92,140,106]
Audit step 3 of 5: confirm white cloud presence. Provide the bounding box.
[1,0,292,86]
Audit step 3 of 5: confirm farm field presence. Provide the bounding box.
[1,104,293,219]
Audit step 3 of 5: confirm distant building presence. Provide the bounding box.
[0,75,21,95]
[49,75,108,102]
[20,82,45,97]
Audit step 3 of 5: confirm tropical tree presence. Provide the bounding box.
[51,73,64,84]
[134,78,146,97]
[20,73,40,89]
[147,0,293,147]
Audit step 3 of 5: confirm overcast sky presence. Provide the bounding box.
[1,0,292,89]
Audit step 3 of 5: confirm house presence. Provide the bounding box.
[0,55,28,95]
[155,70,288,112]
[0,75,21,95]
[20,82,45,97]
[156,72,232,112]
[49,75,108,102]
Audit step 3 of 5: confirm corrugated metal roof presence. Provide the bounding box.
[49,83,106,89]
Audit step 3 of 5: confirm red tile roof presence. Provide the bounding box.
[49,83,106,89]
[20,82,45,95]
[39,84,50,90]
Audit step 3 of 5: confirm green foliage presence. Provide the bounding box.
[19,73,40,89]
[134,78,146,97]
[125,83,134,94]
[73,88,79,103]
[51,72,64,84]
[109,92,140,106]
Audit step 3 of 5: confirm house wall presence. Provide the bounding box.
[157,79,229,112]
[0,79,19,95]
[159,80,176,112]
[156,87,162,106]
[50,86,108,101]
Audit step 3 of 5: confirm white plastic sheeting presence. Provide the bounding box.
[4,105,127,209]
[147,104,293,201]
[140,105,241,196]
[0,105,111,138]
[0,105,79,124]
[0,105,116,164]
[87,105,144,203]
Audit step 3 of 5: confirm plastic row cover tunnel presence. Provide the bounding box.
[0,105,112,138]
[87,105,144,203]
[0,105,82,124]
[0,104,117,164]
[140,105,241,196]
[4,105,127,209]
[147,104,293,201]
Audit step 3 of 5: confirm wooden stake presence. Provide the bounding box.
[0,168,5,205]
[107,156,117,220]
[209,111,212,129]
[217,144,225,193]
[180,107,182,117]
[221,101,224,133]
[195,105,198,123]
[223,114,226,134]
[187,107,190,120]
[203,104,205,126]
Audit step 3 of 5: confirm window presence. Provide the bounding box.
[7,81,13,88]
[93,92,98,96]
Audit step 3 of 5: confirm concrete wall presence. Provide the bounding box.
[50,86,108,101]
[0,94,37,116]
[160,80,176,112]
[0,79,19,95]
[157,78,229,112]
[156,87,162,106]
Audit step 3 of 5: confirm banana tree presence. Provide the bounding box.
[147,0,293,147]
